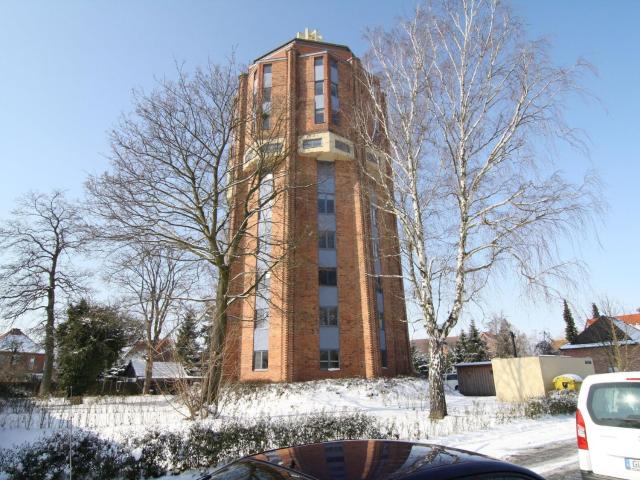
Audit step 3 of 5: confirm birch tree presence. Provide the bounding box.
[0,191,88,396]
[357,0,599,418]
[87,60,292,415]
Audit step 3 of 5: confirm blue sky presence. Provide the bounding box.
[0,1,638,338]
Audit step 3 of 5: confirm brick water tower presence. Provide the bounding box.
[224,30,411,382]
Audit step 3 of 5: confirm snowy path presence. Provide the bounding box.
[429,414,579,476]
[505,439,579,477]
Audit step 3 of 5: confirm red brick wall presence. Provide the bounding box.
[0,352,45,380]
[225,39,411,382]
[562,345,640,374]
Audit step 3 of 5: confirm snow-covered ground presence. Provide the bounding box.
[0,377,578,476]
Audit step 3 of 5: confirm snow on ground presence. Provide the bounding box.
[433,415,575,462]
[0,377,501,449]
[0,376,576,473]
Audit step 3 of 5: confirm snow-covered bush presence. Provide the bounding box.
[0,412,391,478]
[524,390,578,418]
[127,411,393,474]
[0,431,137,479]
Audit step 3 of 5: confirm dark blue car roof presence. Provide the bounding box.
[212,440,545,480]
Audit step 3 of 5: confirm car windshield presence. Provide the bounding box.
[587,382,640,428]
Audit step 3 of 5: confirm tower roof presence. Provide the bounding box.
[253,35,353,64]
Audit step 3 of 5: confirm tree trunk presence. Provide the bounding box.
[143,342,154,395]
[428,338,447,419]
[39,270,57,397]
[202,267,229,416]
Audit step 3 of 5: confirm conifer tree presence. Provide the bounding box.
[563,299,579,343]
[467,320,489,362]
[591,303,601,320]
[453,331,469,363]
[57,299,127,395]
[411,345,429,376]
[175,309,200,373]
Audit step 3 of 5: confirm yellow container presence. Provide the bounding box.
[553,374,583,392]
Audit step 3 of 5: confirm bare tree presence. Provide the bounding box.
[0,191,88,396]
[485,313,531,358]
[106,245,199,394]
[87,60,293,415]
[534,330,555,355]
[592,297,635,372]
[357,0,599,418]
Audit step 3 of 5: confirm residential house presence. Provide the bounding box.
[411,331,498,358]
[560,314,640,373]
[107,358,198,394]
[0,328,45,382]
[122,338,175,362]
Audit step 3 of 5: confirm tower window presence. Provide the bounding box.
[381,349,388,368]
[260,142,282,155]
[320,349,340,370]
[377,309,385,330]
[253,350,268,370]
[330,58,339,124]
[252,71,258,132]
[319,268,337,286]
[318,230,336,249]
[317,193,335,214]
[255,308,269,329]
[314,57,324,124]
[319,306,338,326]
[303,138,322,149]
[262,64,272,130]
[334,140,351,154]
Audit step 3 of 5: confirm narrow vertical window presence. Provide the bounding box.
[262,64,272,130]
[317,161,339,369]
[370,191,387,368]
[252,71,258,132]
[314,57,324,124]
[253,174,274,370]
[330,58,339,124]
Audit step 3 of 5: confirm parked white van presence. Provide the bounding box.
[577,372,640,479]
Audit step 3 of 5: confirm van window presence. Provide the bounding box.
[587,382,640,429]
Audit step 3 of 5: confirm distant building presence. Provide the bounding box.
[0,328,45,381]
[411,331,498,358]
[550,338,568,352]
[122,338,175,362]
[121,358,191,382]
[585,313,640,328]
[560,315,640,373]
[106,358,199,394]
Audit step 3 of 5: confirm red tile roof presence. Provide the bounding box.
[586,313,640,327]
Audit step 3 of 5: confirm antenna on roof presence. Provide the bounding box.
[296,28,323,41]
